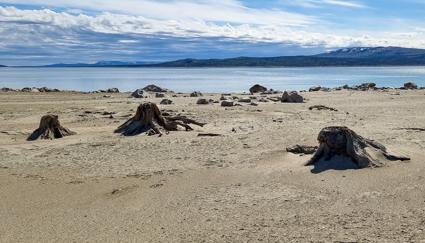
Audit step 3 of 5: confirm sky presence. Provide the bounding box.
[1,0,425,66]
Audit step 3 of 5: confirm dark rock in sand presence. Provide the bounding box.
[107,88,120,93]
[221,100,234,107]
[282,90,303,103]
[131,89,151,98]
[156,93,165,98]
[190,91,203,97]
[197,98,209,104]
[309,85,321,92]
[160,99,172,105]
[142,84,173,93]
[404,82,418,89]
[249,84,267,94]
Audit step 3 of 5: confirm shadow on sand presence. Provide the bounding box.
[309,155,359,174]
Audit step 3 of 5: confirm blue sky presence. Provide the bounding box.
[1,0,425,65]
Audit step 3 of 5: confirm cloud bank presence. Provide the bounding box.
[0,4,425,65]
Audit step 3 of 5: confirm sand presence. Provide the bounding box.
[0,89,424,242]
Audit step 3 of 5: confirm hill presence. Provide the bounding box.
[146,47,425,67]
[315,46,425,58]
[41,46,425,68]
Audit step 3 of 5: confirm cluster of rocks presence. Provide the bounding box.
[93,88,120,93]
[1,87,63,92]
[249,84,282,95]
[307,82,424,92]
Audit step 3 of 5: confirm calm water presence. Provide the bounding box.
[1,66,424,93]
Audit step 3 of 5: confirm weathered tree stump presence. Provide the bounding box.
[305,126,410,168]
[27,115,76,141]
[115,102,206,136]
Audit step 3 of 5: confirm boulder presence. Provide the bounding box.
[142,84,173,93]
[309,85,321,92]
[282,90,303,103]
[221,100,234,107]
[42,87,53,92]
[249,84,267,93]
[220,94,233,100]
[190,91,203,97]
[156,93,165,98]
[22,87,39,92]
[131,89,151,98]
[239,98,252,103]
[160,99,172,105]
[197,98,209,104]
[404,82,418,89]
[107,88,120,93]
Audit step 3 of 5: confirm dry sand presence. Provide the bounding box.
[0,89,424,242]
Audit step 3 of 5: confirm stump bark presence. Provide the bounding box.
[115,102,206,136]
[305,126,409,168]
[27,115,76,141]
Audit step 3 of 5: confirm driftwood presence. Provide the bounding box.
[286,145,318,154]
[27,115,76,141]
[397,128,425,132]
[306,126,410,168]
[115,102,206,136]
[198,133,223,137]
[309,105,338,111]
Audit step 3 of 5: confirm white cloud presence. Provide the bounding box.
[0,6,424,49]
[0,0,314,25]
[1,5,425,65]
[323,0,366,8]
[284,0,366,8]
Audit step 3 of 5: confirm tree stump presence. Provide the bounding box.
[115,102,206,136]
[27,115,76,141]
[305,126,410,168]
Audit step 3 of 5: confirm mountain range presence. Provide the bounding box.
[149,47,425,67]
[4,46,425,68]
[43,61,162,67]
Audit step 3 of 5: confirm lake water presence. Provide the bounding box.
[1,66,425,93]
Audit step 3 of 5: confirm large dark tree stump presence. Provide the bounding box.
[27,115,76,141]
[115,102,206,136]
[305,126,409,168]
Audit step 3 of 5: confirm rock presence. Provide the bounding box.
[220,94,233,100]
[249,84,267,94]
[364,82,376,88]
[131,89,151,98]
[197,98,209,104]
[239,98,252,103]
[42,87,53,92]
[309,85,321,92]
[221,100,234,107]
[142,84,173,93]
[282,90,304,103]
[160,99,172,105]
[107,88,120,93]
[22,87,39,92]
[404,82,418,89]
[156,93,165,98]
[1,87,16,92]
[190,91,203,97]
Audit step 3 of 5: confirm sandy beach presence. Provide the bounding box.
[1,89,425,242]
